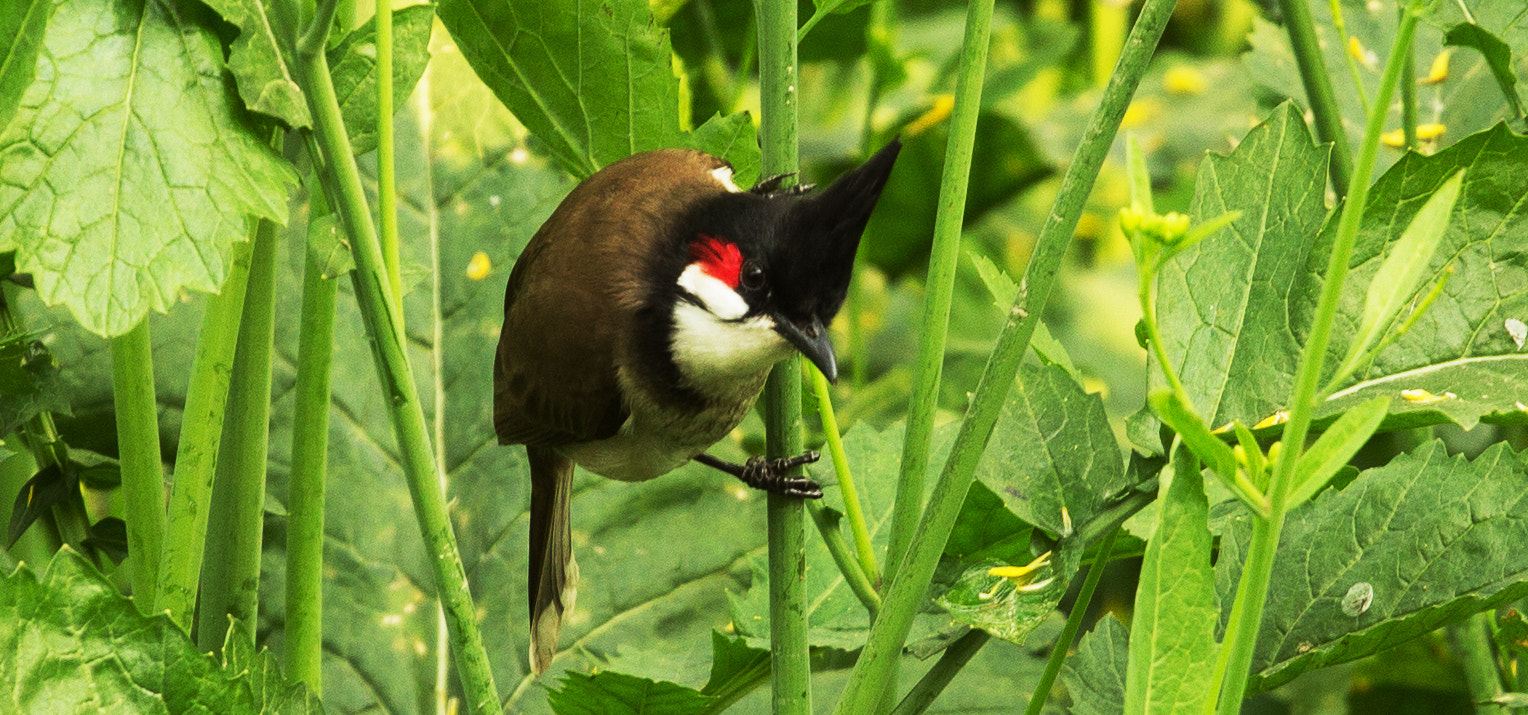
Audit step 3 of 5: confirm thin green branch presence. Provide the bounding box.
[808,363,878,587]
[111,318,164,615]
[1452,611,1507,714]
[1277,0,1354,196]
[806,500,882,617]
[1213,6,1426,712]
[889,628,990,715]
[885,0,996,588]
[755,0,810,709]
[831,0,1176,710]
[1328,0,1372,117]
[1025,528,1121,715]
[297,11,500,712]
[155,234,255,630]
[376,0,401,318]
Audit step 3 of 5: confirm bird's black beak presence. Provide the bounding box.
[775,315,837,383]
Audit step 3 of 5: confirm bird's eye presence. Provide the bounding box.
[741,261,765,290]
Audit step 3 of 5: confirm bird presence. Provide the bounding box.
[494,139,901,673]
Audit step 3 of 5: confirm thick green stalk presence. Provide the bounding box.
[111,318,164,614]
[1025,528,1121,715]
[1451,612,1506,714]
[885,0,995,586]
[1277,0,1353,196]
[155,237,255,629]
[832,2,1175,712]
[1213,8,1423,712]
[284,234,339,691]
[808,364,878,586]
[297,8,500,710]
[196,217,279,652]
[888,629,990,715]
[376,0,401,313]
[755,0,810,711]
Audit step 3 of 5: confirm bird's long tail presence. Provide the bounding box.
[526,445,577,674]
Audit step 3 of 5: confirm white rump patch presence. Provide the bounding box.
[711,166,741,192]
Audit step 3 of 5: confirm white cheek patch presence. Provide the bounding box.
[677,264,748,320]
[710,166,741,192]
[671,302,788,381]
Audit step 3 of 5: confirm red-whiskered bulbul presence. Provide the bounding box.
[495,140,900,673]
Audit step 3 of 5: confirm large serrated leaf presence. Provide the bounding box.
[0,0,297,337]
[0,0,51,129]
[435,0,757,179]
[200,0,309,128]
[1216,441,1528,692]
[1124,449,1217,713]
[976,361,1129,538]
[1062,614,1129,715]
[0,549,322,714]
[1155,102,1330,428]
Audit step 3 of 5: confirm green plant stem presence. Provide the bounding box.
[196,217,279,652]
[806,500,882,616]
[297,5,500,710]
[831,1,1175,712]
[885,0,995,588]
[1399,3,1417,149]
[154,236,255,630]
[808,363,878,586]
[284,226,339,692]
[110,318,164,615]
[756,0,810,711]
[1328,0,1371,116]
[1025,528,1121,715]
[376,0,401,316]
[888,628,990,715]
[1277,0,1354,197]
[1451,611,1506,714]
[1212,7,1423,712]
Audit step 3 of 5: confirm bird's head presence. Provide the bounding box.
[665,140,901,388]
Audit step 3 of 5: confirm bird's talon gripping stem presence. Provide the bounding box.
[696,452,824,499]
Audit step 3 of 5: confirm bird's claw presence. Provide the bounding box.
[741,452,823,499]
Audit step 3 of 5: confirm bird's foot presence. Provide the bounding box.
[739,452,823,499]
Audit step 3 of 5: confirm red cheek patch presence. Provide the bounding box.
[690,235,743,288]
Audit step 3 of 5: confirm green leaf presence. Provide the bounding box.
[934,555,1066,646]
[0,0,297,338]
[327,4,435,155]
[435,0,756,179]
[699,631,769,700]
[0,334,68,436]
[0,549,322,714]
[1155,103,1330,427]
[1147,390,1236,484]
[686,111,760,190]
[199,0,310,128]
[547,670,712,715]
[1123,448,1217,713]
[1338,169,1464,381]
[1215,441,1528,693]
[0,0,52,129]
[799,0,873,43]
[967,251,1079,381]
[1288,396,1389,506]
[1061,614,1129,715]
[304,213,352,278]
[1443,22,1526,119]
[976,362,1129,538]
[221,618,326,714]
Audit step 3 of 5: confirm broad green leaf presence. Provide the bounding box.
[221,618,326,714]
[699,631,769,699]
[686,111,760,189]
[1303,124,1528,430]
[0,0,297,337]
[1062,614,1129,715]
[1155,102,1330,427]
[546,671,711,715]
[1445,23,1526,118]
[1338,170,1464,381]
[1124,448,1217,714]
[0,0,51,129]
[434,0,756,179]
[327,4,436,155]
[1288,396,1388,506]
[0,549,322,714]
[976,362,1129,538]
[1216,441,1528,692]
[199,0,309,128]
